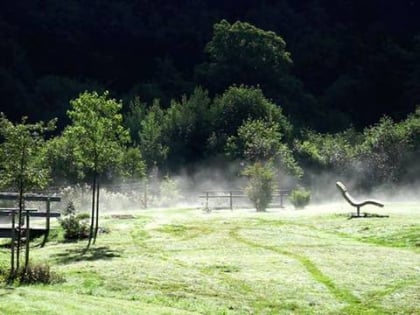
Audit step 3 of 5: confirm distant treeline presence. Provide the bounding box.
[0,87,419,192]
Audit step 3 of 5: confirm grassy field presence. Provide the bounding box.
[0,202,419,314]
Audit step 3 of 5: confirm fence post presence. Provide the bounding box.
[229,191,233,210]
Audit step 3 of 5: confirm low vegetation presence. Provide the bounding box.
[59,202,90,241]
[289,187,311,209]
[0,204,419,314]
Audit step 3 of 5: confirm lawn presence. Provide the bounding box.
[0,202,419,314]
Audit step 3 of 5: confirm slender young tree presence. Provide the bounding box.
[64,91,130,249]
[0,113,56,276]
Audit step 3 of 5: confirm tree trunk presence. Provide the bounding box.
[93,181,100,244]
[16,176,25,275]
[86,173,97,250]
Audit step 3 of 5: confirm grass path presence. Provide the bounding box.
[229,227,361,304]
[229,225,403,314]
[0,203,419,314]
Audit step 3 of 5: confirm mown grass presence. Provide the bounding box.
[0,203,419,314]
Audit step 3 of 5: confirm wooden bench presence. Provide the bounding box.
[336,181,385,217]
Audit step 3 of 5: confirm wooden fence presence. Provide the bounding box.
[199,189,290,210]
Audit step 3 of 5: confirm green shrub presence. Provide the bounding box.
[289,187,311,209]
[243,162,275,212]
[59,201,90,240]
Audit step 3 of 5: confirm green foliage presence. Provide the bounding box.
[404,106,420,153]
[59,201,90,240]
[139,100,169,169]
[226,119,302,177]
[294,107,420,189]
[119,146,146,181]
[226,119,283,162]
[202,20,292,91]
[162,87,213,167]
[356,116,413,185]
[0,113,56,191]
[64,90,130,246]
[243,162,275,212]
[65,90,130,176]
[123,97,148,144]
[207,20,291,68]
[0,113,57,275]
[60,215,90,240]
[45,133,83,184]
[63,200,76,216]
[211,85,292,150]
[289,187,311,209]
[295,129,359,171]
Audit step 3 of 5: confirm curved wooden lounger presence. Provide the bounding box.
[336,181,384,217]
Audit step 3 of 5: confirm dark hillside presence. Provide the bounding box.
[0,0,419,130]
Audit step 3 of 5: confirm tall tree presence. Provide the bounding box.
[210,85,292,153]
[199,19,292,92]
[64,91,129,248]
[162,87,213,168]
[0,113,55,275]
[138,100,169,170]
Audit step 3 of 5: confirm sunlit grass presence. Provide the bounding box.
[0,202,419,314]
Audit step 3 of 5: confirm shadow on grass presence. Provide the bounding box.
[0,287,15,297]
[52,246,122,265]
[0,241,11,249]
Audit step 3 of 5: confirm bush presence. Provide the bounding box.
[289,187,311,209]
[243,162,275,212]
[59,201,90,240]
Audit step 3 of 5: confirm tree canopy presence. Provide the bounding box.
[63,91,130,247]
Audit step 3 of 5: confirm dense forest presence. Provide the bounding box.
[1,0,419,128]
[0,0,419,190]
